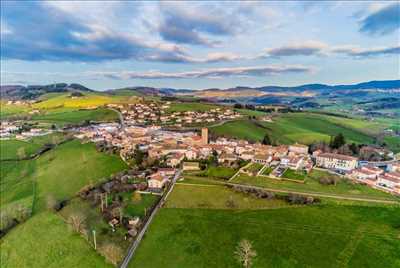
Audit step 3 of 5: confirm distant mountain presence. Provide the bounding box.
[0,83,93,100]
[2,80,398,100]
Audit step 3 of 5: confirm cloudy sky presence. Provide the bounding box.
[1,1,399,90]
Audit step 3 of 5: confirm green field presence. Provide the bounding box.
[384,136,400,153]
[261,166,274,176]
[281,169,307,181]
[0,132,67,160]
[166,184,288,209]
[232,170,399,201]
[32,92,122,109]
[0,160,36,214]
[123,193,159,218]
[1,139,127,216]
[235,109,267,117]
[243,163,264,174]
[201,166,237,180]
[32,140,127,212]
[0,101,30,119]
[30,108,118,126]
[211,113,380,145]
[0,211,111,268]
[0,139,128,267]
[130,183,400,267]
[211,120,268,142]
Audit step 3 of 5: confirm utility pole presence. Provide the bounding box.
[92,229,97,250]
[105,192,108,208]
[100,194,104,212]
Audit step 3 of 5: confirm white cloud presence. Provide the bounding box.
[90,65,313,80]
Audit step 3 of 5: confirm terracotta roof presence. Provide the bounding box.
[318,153,358,161]
[379,175,400,183]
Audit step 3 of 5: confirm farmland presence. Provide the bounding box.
[0,101,30,119]
[32,140,127,212]
[1,139,127,221]
[0,212,111,268]
[166,184,289,209]
[201,166,238,180]
[0,132,67,160]
[0,139,128,268]
[130,182,400,268]
[210,112,384,145]
[30,108,119,126]
[231,170,399,201]
[32,92,123,109]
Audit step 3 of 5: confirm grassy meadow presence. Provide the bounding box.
[210,112,382,145]
[1,139,127,216]
[130,182,400,268]
[30,108,119,126]
[32,140,127,212]
[0,211,112,268]
[0,101,31,119]
[0,139,128,267]
[232,170,399,201]
[0,132,67,160]
[32,92,122,109]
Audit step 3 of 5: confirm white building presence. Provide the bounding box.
[316,153,358,172]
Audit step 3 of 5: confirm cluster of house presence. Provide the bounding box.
[0,121,51,139]
[0,121,19,138]
[351,163,400,194]
[75,120,399,195]
[107,102,241,127]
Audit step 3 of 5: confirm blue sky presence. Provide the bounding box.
[1,1,399,90]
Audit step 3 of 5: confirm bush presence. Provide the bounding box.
[54,199,69,211]
[285,194,320,205]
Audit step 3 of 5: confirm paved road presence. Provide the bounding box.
[119,169,182,268]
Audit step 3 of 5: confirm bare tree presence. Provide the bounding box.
[17,147,26,159]
[235,239,257,268]
[98,243,123,266]
[68,213,86,234]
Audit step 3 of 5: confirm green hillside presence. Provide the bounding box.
[130,184,400,268]
[30,108,119,126]
[1,212,111,268]
[210,113,382,145]
[0,139,127,267]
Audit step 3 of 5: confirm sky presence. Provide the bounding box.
[1,1,399,90]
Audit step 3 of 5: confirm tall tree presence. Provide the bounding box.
[235,239,257,268]
[330,133,346,149]
[262,134,272,145]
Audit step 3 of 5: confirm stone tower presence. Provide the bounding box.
[201,128,208,145]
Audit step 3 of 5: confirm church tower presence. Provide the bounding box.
[201,128,208,145]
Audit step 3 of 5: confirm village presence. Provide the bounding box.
[107,102,241,127]
[0,120,53,139]
[75,115,400,196]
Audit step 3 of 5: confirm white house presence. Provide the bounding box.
[316,153,358,172]
[147,173,169,192]
[253,154,271,165]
